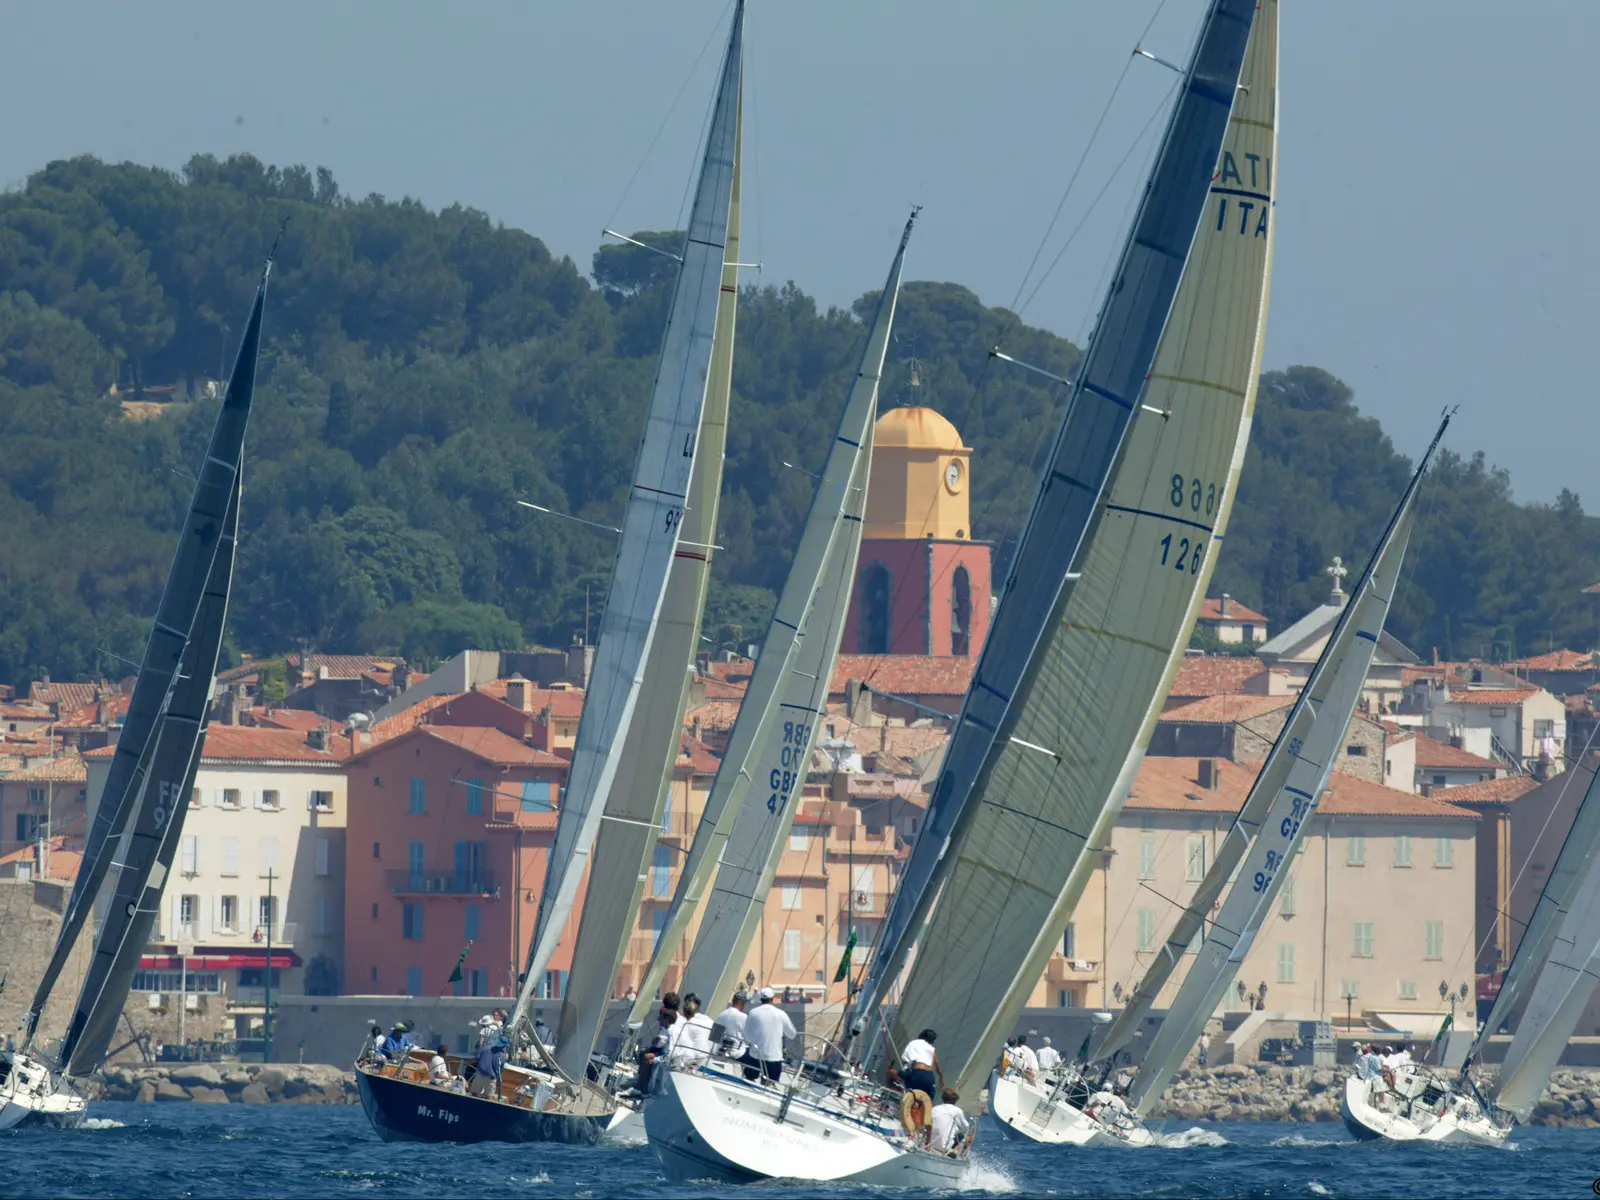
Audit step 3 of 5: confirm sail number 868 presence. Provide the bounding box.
[1171,474,1218,516]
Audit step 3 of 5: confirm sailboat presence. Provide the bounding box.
[1341,737,1600,1144]
[848,0,1269,1129]
[353,0,743,1146]
[993,412,1449,1147]
[0,257,269,1129]
[640,213,943,1187]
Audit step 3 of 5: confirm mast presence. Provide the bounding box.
[550,78,742,1078]
[674,214,915,1012]
[1128,412,1447,1114]
[21,257,269,1054]
[860,0,1269,1098]
[508,0,744,1041]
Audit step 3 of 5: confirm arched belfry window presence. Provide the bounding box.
[859,563,891,654]
[951,566,972,656]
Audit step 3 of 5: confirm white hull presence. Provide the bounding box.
[1340,1074,1508,1146]
[645,1063,969,1186]
[989,1070,1154,1148]
[0,1052,87,1130]
[601,1103,645,1144]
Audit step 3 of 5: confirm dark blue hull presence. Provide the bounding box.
[356,1066,606,1145]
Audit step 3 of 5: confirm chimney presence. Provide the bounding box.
[393,663,411,692]
[1197,759,1219,790]
[307,727,329,752]
[1419,782,1434,798]
[1220,593,1232,618]
[506,675,531,713]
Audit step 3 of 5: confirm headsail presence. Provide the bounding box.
[21,261,269,1052]
[878,0,1272,1098]
[673,215,915,1011]
[550,90,742,1077]
[509,0,744,1039]
[1128,412,1447,1114]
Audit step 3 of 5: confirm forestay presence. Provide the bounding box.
[552,92,742,1077]
[1129,411,1445,1115]
[884,0,1271,1098]
[21,265,269,1053]
[674,216,915,1009]
[509,0,744,1039]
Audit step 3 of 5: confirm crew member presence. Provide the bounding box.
[929,1088,974,1154]
[1035,1036,1061,1073]
[671,993,716,1067]
[742,987,797,1084]
[715,991,749,1057]
[897,1028,942,1097]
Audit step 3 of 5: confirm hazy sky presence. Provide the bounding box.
[3,1,1596,502]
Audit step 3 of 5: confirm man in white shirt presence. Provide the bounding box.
[428,1043,453,1085]
[1035,1036,1061,1072]
[896,1028,942,1098]
[929,1088,973,1155]
[671,993,717,1067]
[1010,1034,1039,1084]
[742,987,797,1084]
[714,992,749,1057]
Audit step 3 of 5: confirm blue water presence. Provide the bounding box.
[6,1104,1596,1199]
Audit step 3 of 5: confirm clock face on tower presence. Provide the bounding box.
[945,459,963,493]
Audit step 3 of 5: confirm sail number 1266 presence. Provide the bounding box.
[1159,534,1205,575]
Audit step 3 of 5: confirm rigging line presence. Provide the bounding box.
[604,0,732,233]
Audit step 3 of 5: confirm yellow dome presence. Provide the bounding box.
[874,406,966,451]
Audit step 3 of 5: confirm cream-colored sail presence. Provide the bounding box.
[550,97,742,1078]
[889,2,1277,1098]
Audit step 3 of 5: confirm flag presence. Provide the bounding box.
[1076,1033,1091,1062]
[0,969,7,994]
[447,942,472,985]
[1431,1011,1453,1058]
[833,930,857,984]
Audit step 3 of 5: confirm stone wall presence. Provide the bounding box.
[0,879,93,1044]
[97,1062,356,1104]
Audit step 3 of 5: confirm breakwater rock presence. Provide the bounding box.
[98,1062,358,1104]
[1145,1064,1600,1125]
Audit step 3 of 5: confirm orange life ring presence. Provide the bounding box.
[899,1088,932,1137]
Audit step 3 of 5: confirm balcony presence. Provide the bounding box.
[1047,957,1100,981]
[839,892,887,919]
[387,869,497,896]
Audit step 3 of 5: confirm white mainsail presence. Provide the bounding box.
[508,0,744,1039]
[881,0,1273,1098]
[632,215,913,1022]
[550,90,742,1079]
[674,217,915,1008]
[1128,413,1446,1114]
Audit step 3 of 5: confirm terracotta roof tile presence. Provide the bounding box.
[0,704,51,721]
[1508,649,1596,671]
[289,653,405,680]
[415,725,568,767]
[1160,694,1294,724]
[700,678,748,700]
[686,700,743,732]
[1196,597,1269,624]
[1442,688,1540,706]
[1124,756,1476,819]
[1412,737,1502,771]
[1429,776,1541,805]
[1169,656,1266,700]
[678,735,721,774]
[478,679,586,719]
[247,707,329,733]
[199,727,342,765]
[0,755,87,783]
[830,655,976,697]
[28,681,99,711]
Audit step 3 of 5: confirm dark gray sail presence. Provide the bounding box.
[21,262,268,1052]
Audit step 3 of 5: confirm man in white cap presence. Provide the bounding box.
[742,986,797,1084]
[1035,1036,1061,1073]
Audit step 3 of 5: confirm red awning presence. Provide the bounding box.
[138,950,301,970]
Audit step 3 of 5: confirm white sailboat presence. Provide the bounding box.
[852,0,1270,1126]
[0,259,269,1130]
[354,0,744,1146]
[642,212,966,1188]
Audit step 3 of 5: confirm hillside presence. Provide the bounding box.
[0,153,1592,686]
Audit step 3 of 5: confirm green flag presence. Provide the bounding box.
[833,930,858,984]
[1077,1033,1091,1062]
[1430,1011,1453,1058]
[447,942,472,985]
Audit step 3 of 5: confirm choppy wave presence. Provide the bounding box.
[1308,1181,1331,1196]
[957,1159,1018,1192]
[1156,1126,1229,1148]
[1269,1134,1347,1148]
[79,1117,126,1130]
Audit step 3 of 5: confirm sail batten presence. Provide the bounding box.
[509,1,744,1040]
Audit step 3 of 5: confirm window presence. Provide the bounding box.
[1347,835,1366,866]
[521,780,552,812]
[402,903,424,940]
[857,563,891,654]
[310,790,334,813]
[408,841,425,883]
[1345,744,1367,757]
[1353,922,1374,958]
[238,967,281,989]
[179,894,198,931]
[371,966,379,984]
[258,895,277,935]
[651,908,668,952]
[221,789,241,809]
[315,837,330,877]
[1340,979,1360,1001]
[951,566,972,656]
[1434,837,1454,868]
[315,897,330,937]
[1425,920,1444,960]
[1136,909,1157,953]
[1185,836,1206,882]
[783,930,803,970]
[371,903,379,920]
[181,835,199,876]
[789,830,811,852]
[781,885,803,911]
[26,787,44,807]
[651,846,672,898]
[1398,979,1418,1000]
[454,841,485,889]
[14,813,42,844]
[465,905,481,941]
[853,866,874,911]
[132,970,220,993]
[1062,923,1076,959]
[260,789,281,811]
[1059,988,1078,1008]
[543,969,567,999]
[406,966,423,996]
[409,778,426,814]
[661,788,673,834]
[1394,835,1413,868]
[1277,942,1296,983]
[1534,718,1555,738]
[220,837,238,877]
[258,837,279,877]
[373,842,381,859]
[1138,835,1157,880]
[465,778,484,815]
[1432,774,1447,786]
[219,895,238,933]
[1279,875,1297,918]
[190,788,203,809]
[468,968,486,998]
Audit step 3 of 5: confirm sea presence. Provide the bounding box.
[6,1104,1597,1199]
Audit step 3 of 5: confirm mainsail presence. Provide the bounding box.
[673,215,915,1011]
[509,0,743,1039]
[21,262,269,1053]
[1127,412,1446,1114]
[550,91,742,1078]
[877,0,1271,1098]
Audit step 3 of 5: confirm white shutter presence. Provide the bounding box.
[199,892,212,939]
[213,788,225,809]
[181,835,198,875]
[307,791,315,811]
[213,895,223,934]
[252,789,263,810]
[220,836,238,877]
[315,837,330,877]
[168,893,180,941]
[191,787,204,809]
[258,836,279,877]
